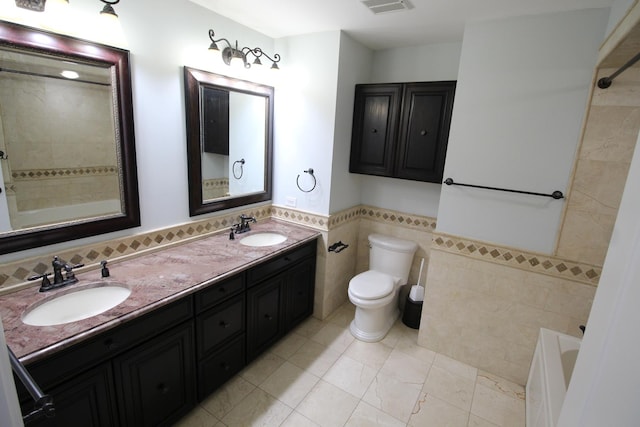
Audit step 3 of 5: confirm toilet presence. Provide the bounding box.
[348,234,417,342]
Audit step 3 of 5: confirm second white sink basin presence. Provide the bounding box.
[22,282,131,326]
[240,232,287,247]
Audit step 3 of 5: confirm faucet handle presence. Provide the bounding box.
[28,273,52,292]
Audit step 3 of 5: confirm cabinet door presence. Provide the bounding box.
[349,84,402,177]
[396,82,456,182]
[246,275,284,361]
[114,322,195,427]
[284,257,316,330]
[198,335,245,400]
[24,364,117,427]
[202,86,229,155]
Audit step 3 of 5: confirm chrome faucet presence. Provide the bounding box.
[28,256,85,292]
[233,214,257,234]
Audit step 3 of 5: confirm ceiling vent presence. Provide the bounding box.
[361,0,413,14]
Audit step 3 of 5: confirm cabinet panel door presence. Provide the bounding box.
[247,276,283,361]
[349,84,402,177]
[284,257,316,330]
[114,322,195,427]
[198,334,245,400]
[396,82,456,182]
[24,364,117,427]
[202,86,229,155]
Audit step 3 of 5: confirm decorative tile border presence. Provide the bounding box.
[271,205,329,230]
[12,166,117,180]
[359,205,437,231]
[432,232,601,286]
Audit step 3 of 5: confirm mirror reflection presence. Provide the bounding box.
[0,46,122,232]
[0,21,140,254]
[184,67,273,216]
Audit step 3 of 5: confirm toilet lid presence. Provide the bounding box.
[350,270,395,300]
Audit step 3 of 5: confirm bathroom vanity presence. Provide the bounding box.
[0,220,319,426]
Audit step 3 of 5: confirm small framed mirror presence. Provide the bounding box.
[0,21,140,254]
[183,67,273,216]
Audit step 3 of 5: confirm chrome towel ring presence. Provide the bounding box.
[233,158,245,179]
[296,168,316,193]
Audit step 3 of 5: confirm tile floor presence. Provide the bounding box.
[176,302,525,427]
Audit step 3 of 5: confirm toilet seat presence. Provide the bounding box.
[349,270,395,300]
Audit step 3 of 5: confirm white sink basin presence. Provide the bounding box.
[240,232,287,247]
[22,282,131,326]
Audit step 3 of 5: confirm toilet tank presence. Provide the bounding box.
[368,234,417,283]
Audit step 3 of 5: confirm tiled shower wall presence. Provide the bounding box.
[556,67,640,265]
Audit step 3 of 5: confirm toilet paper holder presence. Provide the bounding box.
[328,241,349,253]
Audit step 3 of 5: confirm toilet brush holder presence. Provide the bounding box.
[402,293,423,329]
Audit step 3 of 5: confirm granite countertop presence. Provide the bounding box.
[0,219,320,364]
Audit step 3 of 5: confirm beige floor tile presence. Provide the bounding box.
[270,332,308,359]
[423,365,476,412]
[344,339,393,371]
[200,375,255,419]
[468,413,500,427]
[409,393,469,427]
[221,387,293,426]
[260,361,319,407]
[310,322,355,353]
[476,370,525,401]
[326,302,356,327]
[294,316,326,338]
[323,355,378,398]
[280,411,321,426]
[395,331,437,363]
[470,383,525,427]
[297,380,360,427]
[362,372,423,422]
[379,321,406,347]
[345,401,407,427]
[379,348,431,384]
[289,339,342,377]
[173,405,223,427]
[240,351,286,386]
[434,353,478,381]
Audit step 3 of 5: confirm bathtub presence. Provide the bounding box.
[12,199,122,229]
[526,328,581,427]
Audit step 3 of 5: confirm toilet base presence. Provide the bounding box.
[349,307,399,343]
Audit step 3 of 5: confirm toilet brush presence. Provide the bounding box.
[409,258,425,302]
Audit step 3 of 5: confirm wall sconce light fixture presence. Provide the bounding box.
[15,0,46,12]
[99,0,119,18]
[208,29,281,70]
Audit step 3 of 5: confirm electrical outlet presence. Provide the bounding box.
[285,197,297,207]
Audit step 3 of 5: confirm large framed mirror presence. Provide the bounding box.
[0,21,140,254]
[184,67,273,216]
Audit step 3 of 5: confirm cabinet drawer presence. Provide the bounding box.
[196,294,244,357]
[247,241,316,286]
[24,296,193,390]
[198,335,245,400]
[195,274,244,313]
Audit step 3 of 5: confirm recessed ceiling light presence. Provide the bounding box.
[60,70,79,79]
[361,0,413,14]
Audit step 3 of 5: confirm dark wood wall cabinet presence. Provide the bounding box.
[16,240,317,426]
[349,81,456,183]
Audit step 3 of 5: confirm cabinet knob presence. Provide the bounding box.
[219,320,231,328]
[157,383,170,394]
[104,338,120,350]
[218,287,226,293]
[264,313,273,321]
[420,130,428,136]
[220,362,230,371]
[371,129,378,133]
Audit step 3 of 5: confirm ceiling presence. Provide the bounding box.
[190,0,615,50]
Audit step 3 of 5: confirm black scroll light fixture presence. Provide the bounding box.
[99,0,120,18]
[208,29,281,70]
[15,0,120,16]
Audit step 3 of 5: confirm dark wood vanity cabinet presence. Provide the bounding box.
[247,240,317,361]
[16,239,317,425]
[350,81,456,183]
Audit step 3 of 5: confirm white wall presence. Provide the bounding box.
[558,123,640,427]
[605,0,636,36]
[436,9,609,253]
[328,32,373,214]
[357,42,462,218]
[273,31,341,215]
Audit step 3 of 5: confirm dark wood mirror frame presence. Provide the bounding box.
[184,67,273,216]
[0,21,140,254]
